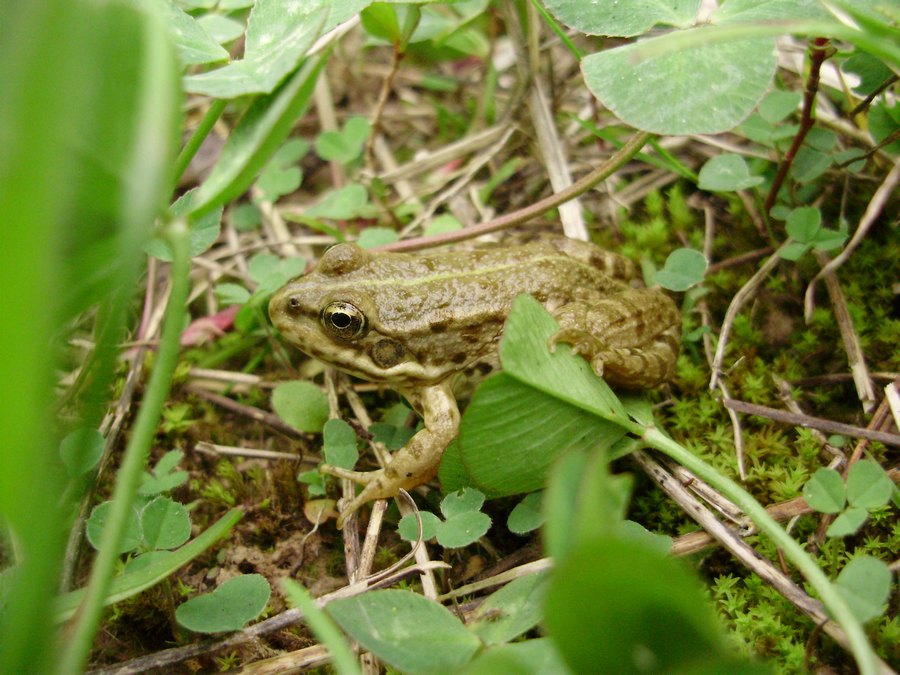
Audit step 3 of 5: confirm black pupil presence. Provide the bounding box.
[331,312,352,328]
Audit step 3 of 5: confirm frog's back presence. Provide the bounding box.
[364,240,629,335]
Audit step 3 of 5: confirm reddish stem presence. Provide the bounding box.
[763,38,830,220]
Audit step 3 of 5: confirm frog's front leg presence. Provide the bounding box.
[550,288,681,389]
[321,382,460,528]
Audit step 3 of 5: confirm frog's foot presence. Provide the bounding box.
[320,461,439,529]
[549,328,607,367]
[549,325,679,389]
[320,383,459,529]
[320,464,380,485]
[319,464,399,528]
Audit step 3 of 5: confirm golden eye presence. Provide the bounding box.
[321,301,367,340]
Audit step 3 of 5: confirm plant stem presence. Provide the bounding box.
[172,98,227,189]
[381,131,652,252]
[644,427,878,675]
[763,37,829,219]
[56,220,190,675]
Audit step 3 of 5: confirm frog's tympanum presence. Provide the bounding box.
[269,237,680,526]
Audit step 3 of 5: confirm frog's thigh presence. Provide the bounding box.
[551,288,680,389]
[321,383,460,525]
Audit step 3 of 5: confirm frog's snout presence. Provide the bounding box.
[268,290,298,319]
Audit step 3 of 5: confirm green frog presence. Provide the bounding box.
[269,237,680,526]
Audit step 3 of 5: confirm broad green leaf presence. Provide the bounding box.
[619,520,673,555]
[190,53,327,220]
[59,429,105,478]
[790,146,832,183]
[215,283,252,306]
[361,3,401,44]
[464,638,571,674]
[541,449,590,561]
[369,422,416,451]
[846,460,894,509]
[249,253,305,296]
[398,511,442,542]
[423,214,462,236]
[441,488,485,519]
[271,381,329,433]
[507,492,544,535]
[297,470,327,496]
[805,127,837,152]
[698,154,764,192]
[436,438,469,494]
[86,502,142,554]
[869,101,900,154]
[568,451,634,547]
[757,89,801,123]
[835,556,892,623]
[842,52,894,96]
[357,227,399,249]
[175,574,271,633]
[231,203,263,231]
[255,166,302,203]
[183,3,327,97]
[713,0,831,23]
[323,419,359,469]
[582,34,776,135]
[196,14,246,45]
[469,571,549,645]
[327,590,481,673]
[139,449,189,496]
[153,449,184,477]
[785,206,822,242]
[543,0,699,37]
[653,247,708,291]
[436,510,492,548]
[164,1,229,65]
[458,374,625,497]
[802,468,845,514]
[140,497,191,550]
[55,508,244,622]
[314,116,372,164]
[778,241,810,262]
[545,538,731,673]
[500,296,629,424]
[826,506,869,537]
[305,183,377,220]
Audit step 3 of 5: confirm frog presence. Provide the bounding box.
[268,236,680,526]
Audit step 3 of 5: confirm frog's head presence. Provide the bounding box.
[269,243,450,384]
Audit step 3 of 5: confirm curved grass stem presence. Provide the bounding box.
[57,220,190,675]
[643,426,878,675]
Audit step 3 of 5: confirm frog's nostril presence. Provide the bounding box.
[287,296,303,314]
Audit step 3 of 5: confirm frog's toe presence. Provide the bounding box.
[548,328,606,359]
[320,464,378,485]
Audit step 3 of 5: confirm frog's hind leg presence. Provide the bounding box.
[320,383,460,528]
[550,288,681,389]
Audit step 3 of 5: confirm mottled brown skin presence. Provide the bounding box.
[269,237,680,526]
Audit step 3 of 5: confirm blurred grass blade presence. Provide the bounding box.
[0,1,179,672]
[0,0,179,672]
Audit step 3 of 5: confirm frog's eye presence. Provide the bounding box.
[321,301,368,340]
